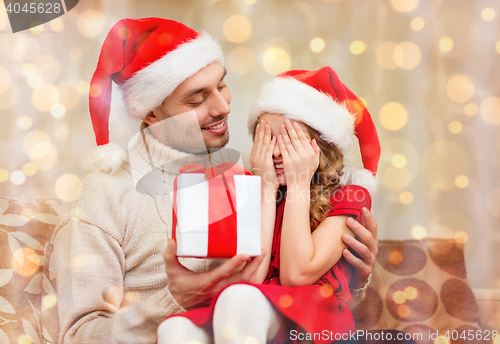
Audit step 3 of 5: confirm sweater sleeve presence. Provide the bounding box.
[53,217,185,344]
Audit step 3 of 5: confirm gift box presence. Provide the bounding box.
[172,162,261,258]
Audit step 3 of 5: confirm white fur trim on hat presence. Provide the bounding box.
[346,168,377,197]
[89,142,127,174]
[248,77,355,153]
[121,32,224,119]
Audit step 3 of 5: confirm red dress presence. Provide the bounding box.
[170,185,371,344]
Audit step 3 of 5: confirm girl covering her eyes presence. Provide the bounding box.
[158,66,381,344]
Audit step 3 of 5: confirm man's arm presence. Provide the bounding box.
[54,219,184,344]
[342,207,378,290]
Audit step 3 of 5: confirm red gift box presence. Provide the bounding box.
[172,162,261,258]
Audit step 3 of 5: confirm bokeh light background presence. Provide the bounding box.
[0,0,499,289]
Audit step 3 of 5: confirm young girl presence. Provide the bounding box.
[158,66,380,344]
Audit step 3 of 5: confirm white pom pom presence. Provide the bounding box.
[346,168,377,196]
[89,142,127,174]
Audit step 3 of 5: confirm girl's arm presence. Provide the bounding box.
[277,119,353,287]
[251,188,277,283]
[248,120,279,283]
[280,185,353,286]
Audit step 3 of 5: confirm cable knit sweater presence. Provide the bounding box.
[53,128,250,344]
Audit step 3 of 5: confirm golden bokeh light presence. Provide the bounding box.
[411,225,427,240]
[24,130,51,155]
[486,189,500,217]
[18,334,32,344]
[32,84,60,112]
[228,47,256,75]
[22,63,36,77]
[455,175,469,189]
[394,41,421,69]
[376,42,398,70]
[455,231,469,244]
[223,326,236,340]
[393,290,406,304]
[278,294,293,308]
[319,284,334,298]
[244,0,257,4]
[34,55,60,83]
[27,75,42,89]
[350,40,366,55]
[464,103,478,116]
[55,127,69,141]
[23,163,37,177]
[58,81,81,109]
[448,121,462,134]
[243,337,259,344]
[0,169,9,183]
[30,23,44,35]
[76,80,90,95]
[0,15,7,31]
[89,84,102,98]
[11,171,26,186]
[480,97,500,125]
[125,291,141,304]
[446,75,474,103]
[0,84,19,109]
[392,154,407,168]
[262,47,291,75]
[397,304,411,318]
[496,41,500,54]
[12,36,40,62]
[404,286,418,300]
[50,18,64,32]
[17,116,33,130]
[481,7,495,21]
[421,141,469,191]
[69,47,82,60]
[78,10,105,38]
[399,191,413,205]
[383,166,411,191]
[29,142,52,160]
[390,0,418,12]
[0,66,10,93]
[51,104,66,118]
[12,247,38,276]
[55,174,82,202]
[73,255,88,268]
[436,335,450,344]
[379,102,408,130]
[223,15,252,43]
[310,38,326,53]
[389,249,404,265]
[410,17,425,31]
[43,294,58,309]
[439,37,454,52]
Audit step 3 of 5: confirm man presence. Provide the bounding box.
[53,18,378,344]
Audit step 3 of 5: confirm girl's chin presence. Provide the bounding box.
[277,174,286,186]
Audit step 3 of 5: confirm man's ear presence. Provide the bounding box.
[143,109,161,126]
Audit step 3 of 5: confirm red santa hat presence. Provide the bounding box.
[88,18,224,173]
[248,67,381,195]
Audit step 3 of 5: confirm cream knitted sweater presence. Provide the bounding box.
[53,129,250,344]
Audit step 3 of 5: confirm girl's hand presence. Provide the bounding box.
[278,119,320,186]
[250,119,279,192]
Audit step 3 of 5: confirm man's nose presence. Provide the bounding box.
[209,90,230,117]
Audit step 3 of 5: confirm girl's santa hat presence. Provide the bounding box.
[248,67,381,195]
[88,18,224,173]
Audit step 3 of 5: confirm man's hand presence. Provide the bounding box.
[342,207,378,289]
[163,239,264,310]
